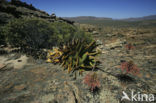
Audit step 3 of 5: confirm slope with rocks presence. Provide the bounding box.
[0,0,74,25]
[0,27,156,103]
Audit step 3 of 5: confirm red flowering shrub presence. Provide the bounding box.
[121,61,140,76]
[83,72,100,91]
[125,43,135,50]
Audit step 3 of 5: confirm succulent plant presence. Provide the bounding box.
[47,48,62,64]
[125,43,135,50]
[83,72,100,91]
[47,39,101,74]
[121,60,140,76]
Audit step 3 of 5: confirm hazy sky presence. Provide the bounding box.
[21,0,156,19]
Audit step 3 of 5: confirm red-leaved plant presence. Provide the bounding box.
[125,43,135,50]
[121,61,140,76]
[83,72,100,91]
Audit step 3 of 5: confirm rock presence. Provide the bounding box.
[105,38,125,49]
[96,39,103,45]
[106,33,116,37]
[92,31,99,36]
[0,64,5,69]
[14,84,26,91]
[50,13,56,18]
[17,60,22,62]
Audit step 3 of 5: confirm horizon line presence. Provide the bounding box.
[59,14,156,19]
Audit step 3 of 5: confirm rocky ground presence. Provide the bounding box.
[0,30,156,103]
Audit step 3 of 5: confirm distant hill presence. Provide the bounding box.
[63,15,156,28]
[63,16,112,22]
[63,15,156,23]
[121,15,156,21]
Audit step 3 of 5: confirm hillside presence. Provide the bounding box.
[0,0,92,58]
[121,15,156,21]
[0,0,74,25]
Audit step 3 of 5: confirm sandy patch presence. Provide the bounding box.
[0,55,28,70]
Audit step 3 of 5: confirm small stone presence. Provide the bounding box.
[120,60,126,63]
[0,64,5,69]
[14,84,26,91]
[17,60,22,62]
[148,60,152,64]
[64,81,68,85]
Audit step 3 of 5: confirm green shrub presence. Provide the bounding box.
[3,17,58,49]
[52,22,76,44]
[52,22,93,44]
[11,0,37,11]
[3,17,93,49]
[0,26,6,45]
[0,5,22,18]
[73,29,93,43]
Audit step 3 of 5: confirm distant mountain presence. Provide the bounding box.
[63,16,112,22]
[63,15,156,23]
[121,15,156,21]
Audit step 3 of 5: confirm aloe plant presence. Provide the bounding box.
[47,39,100,74]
